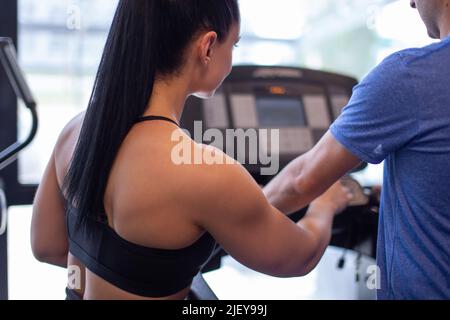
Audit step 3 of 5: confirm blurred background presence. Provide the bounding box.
[3,0,432,299]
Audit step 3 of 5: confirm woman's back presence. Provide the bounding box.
[55,112,222,300]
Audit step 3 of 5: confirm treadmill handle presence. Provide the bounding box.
[0,188,6,236]
[0,37,38,170]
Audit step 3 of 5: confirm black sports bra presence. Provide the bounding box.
[66,116,217,298]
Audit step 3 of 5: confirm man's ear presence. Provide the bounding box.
[199,31,218,65]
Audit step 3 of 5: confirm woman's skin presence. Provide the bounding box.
[31,22,353,300]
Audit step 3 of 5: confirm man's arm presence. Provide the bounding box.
[264,52,420,215]
[263,131,361,215]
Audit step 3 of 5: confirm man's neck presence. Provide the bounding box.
[440,23,450,39]
[440,5,450,39]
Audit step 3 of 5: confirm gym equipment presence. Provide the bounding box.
[182,66,367,181]
[188,273,219,300]
[0,37,38,170]
[0,37,38,299]
[0,37,38,238]
[0,185,6,236]
[0,37,38,235]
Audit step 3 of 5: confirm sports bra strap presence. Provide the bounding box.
[136,115,180,127]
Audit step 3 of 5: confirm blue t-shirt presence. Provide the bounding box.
[331,36,450,300]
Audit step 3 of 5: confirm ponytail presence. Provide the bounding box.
[64,0,240,233]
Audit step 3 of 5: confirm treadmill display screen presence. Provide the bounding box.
[256,97,306,127]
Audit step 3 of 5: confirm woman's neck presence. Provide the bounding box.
[143,75,192,123]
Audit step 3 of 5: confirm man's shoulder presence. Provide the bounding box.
[363,39,450,85]
[369,40,448,74]
[356,51,410,93]
[392,39,450,65]
[372,50,410,75]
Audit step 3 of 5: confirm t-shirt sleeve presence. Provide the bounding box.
[330,53,419,164]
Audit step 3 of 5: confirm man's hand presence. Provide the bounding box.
[310,181,354,216]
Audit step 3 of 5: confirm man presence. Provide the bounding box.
[264,0,450,299]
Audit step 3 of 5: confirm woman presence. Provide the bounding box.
[31,0,352,300]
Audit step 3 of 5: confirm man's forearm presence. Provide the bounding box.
[263,156,319,215]
[264,132,362,215]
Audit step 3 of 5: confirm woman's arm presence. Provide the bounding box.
[31,149,68,268]
[189,154,352,277]
[31,113,84,268]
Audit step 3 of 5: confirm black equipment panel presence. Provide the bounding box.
[182,65,357,185]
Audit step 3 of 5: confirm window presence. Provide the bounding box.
[18,0,118,184]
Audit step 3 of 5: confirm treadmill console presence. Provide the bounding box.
[181,66,356,184]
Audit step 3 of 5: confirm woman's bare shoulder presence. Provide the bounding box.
[53,111,86,187]
[56,112,85,147]
[176,141,265,216]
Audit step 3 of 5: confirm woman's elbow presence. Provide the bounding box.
[263,255,317,278]
[32,248,52,264]
[31,241,52,263]
[32,249,68,267]
[30,236,68,265]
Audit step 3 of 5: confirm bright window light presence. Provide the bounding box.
[239,0,306,40]
[375,0,430,46]
[234,41,296,66]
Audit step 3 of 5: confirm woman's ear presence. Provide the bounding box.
[199,31,218,66]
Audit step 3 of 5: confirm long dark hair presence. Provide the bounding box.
[64,0,240,232]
